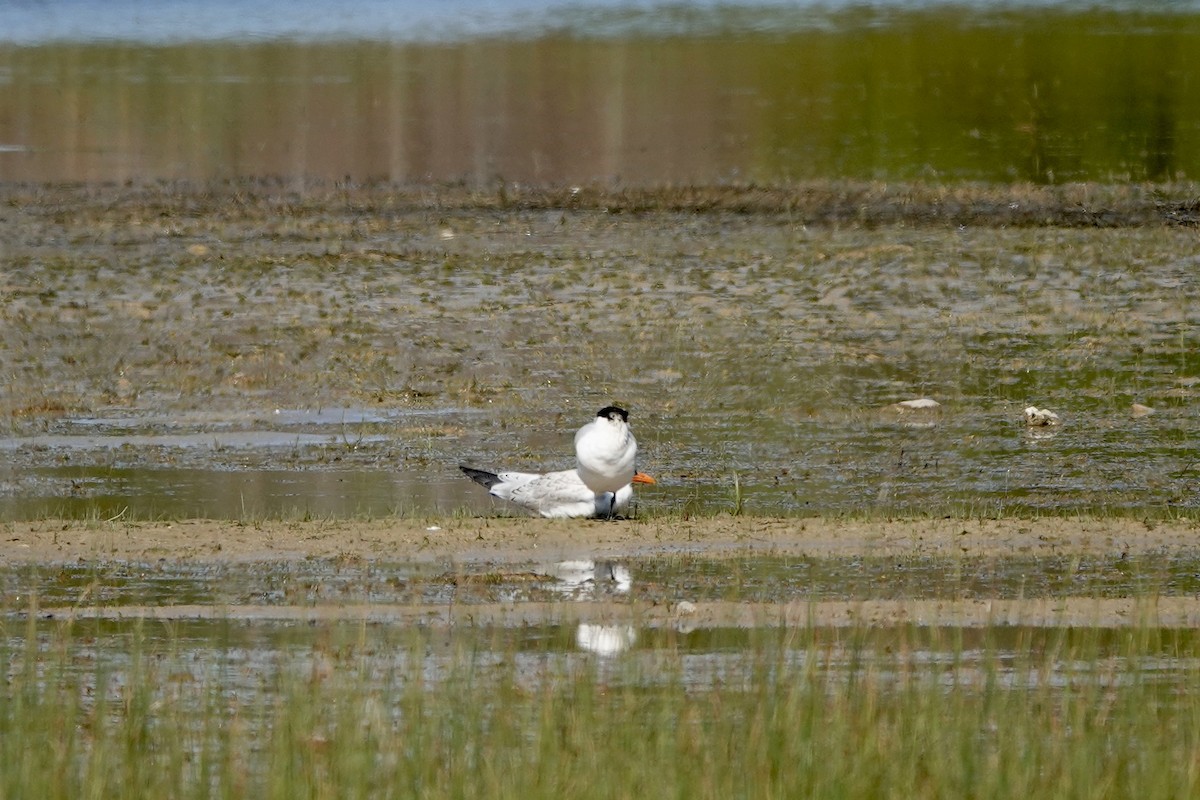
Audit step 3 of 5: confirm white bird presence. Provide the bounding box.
[574,406,638,496]
[460,465,655,519]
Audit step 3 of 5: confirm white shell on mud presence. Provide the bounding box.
[892,398,941,411]
[1024,406,1061,426]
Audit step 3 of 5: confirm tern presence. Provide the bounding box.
[574,406,638,497]
[460,466,655,519]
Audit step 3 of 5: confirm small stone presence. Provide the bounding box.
[1130,403,1155,418]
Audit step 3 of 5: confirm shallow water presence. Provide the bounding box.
[3,2,1200,183]
[8,616,1200,695]
[7,553,1200,698]
[7,550,1200,609]
[1,393,1195,520]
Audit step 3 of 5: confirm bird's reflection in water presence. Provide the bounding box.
[546,559,632,596]
[576,623,637,656]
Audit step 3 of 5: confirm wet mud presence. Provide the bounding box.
[5,516,1200,629]
[3,181,1199,519]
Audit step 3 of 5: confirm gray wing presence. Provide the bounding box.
[460,465,603,518]
[505,469,605,518]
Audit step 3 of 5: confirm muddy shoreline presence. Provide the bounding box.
[5,179,1199,230]
[8,516,1200,629]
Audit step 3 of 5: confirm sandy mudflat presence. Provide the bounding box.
[3,515,1195,564]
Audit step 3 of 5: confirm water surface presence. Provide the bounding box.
[8,551,1200,697]
[3,2,1200,183]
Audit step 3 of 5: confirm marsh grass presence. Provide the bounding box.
[2,615,1199,799]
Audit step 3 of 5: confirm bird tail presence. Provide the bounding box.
[459,465,502,489]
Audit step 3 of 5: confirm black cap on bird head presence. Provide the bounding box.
[595,406,629,422]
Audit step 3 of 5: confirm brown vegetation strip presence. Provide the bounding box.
[4,179,1198,228]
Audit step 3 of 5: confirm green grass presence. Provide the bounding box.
[2,617,1199,799]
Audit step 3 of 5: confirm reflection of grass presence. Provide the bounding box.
[3,616,1200,797]
[730,471,745,516]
